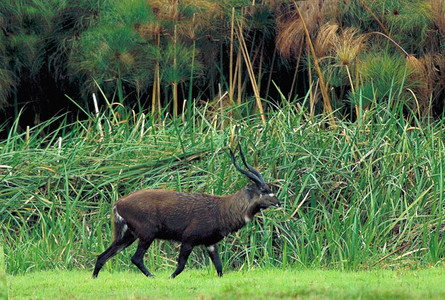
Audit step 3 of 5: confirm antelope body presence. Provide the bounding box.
[92,146,280,278]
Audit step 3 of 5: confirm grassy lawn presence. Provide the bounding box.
[1,246,6,300]
[6,268,445,299]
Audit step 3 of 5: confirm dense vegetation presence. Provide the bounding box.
[0,0,444,126]
[1,0,444,277]
[1,89,445,274]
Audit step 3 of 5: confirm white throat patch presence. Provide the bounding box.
[268,193,275,197]
[244,215,252,223]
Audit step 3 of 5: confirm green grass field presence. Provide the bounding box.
[6,268,445,299]
[0,246,6,300]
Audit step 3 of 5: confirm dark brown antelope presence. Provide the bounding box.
[92,145,280,278]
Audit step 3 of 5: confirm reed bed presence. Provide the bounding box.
[1,90,444,275]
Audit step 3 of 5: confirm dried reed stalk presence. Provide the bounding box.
[173,25,178,117]
[151,65,158,116]
[229,7,235,102]
[357,0,390,36]
[294,2,333,124]
[236,21,266,124]
[366,32,409,56]
[237,51,242,106]
[152,33,162,119]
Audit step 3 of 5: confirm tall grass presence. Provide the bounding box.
[1,89,444,275]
